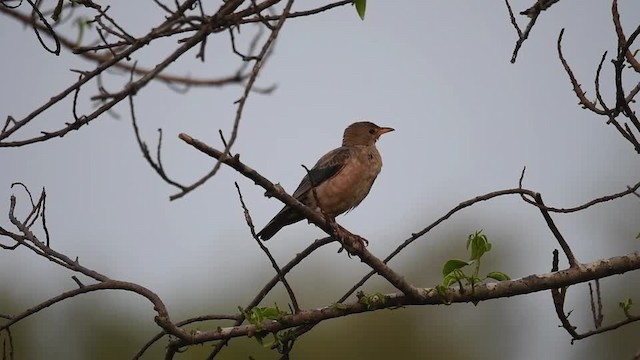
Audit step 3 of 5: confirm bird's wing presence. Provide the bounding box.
[291,146,353,199]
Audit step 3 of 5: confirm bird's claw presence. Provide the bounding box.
[356,235,369,247]
[332,223,368,256]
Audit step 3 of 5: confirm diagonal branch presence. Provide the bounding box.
[177,132,422,300]
[533,193,579,268]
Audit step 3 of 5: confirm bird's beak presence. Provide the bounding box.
[377,127,395,135]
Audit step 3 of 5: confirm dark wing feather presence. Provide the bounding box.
[291,146,354,199]
[257,146,353,241]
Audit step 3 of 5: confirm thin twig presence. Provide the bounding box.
[234,182,300,313]
[533,193,579,268]
[612,0,640,73]
[588,280,603,329]
[505,0,543,63]
[550,249,580,339]
[128,72,186,190]
[170,0,294,202]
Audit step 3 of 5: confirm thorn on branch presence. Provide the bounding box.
[1,116,17,134]
[72,276,85,288]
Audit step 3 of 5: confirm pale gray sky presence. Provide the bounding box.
[2,1,640,359]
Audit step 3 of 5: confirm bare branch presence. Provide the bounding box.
[612,0,640,73]
[588,280,603,329]
[532,193,579,268]
[505,0,546,63]
[129,81,187,191]
[0,279,190,341]
[557,29,608,115]
[550,249,580,339]
[234,182,300,314]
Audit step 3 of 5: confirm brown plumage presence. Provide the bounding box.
[257,121,394,240]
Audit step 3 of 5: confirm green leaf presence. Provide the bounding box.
[442,259,470,276]
[261,307,283,320]
[636,232,640,239]
[619,298,633,312]
[240,306,287,326]
[442,273,459,288]
[354,0,366,20]
[467,230,491,261]
[486,271,511,281]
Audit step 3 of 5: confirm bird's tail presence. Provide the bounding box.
[257,207,303,240]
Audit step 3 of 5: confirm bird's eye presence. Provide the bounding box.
[369,128,376,134]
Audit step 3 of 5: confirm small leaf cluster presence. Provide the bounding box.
[356,291,386,310]
[239,305,292,350]
[619,298,633,317]
[435,231,510,303]
[240,305,288,328]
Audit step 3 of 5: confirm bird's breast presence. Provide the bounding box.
[314,146,382,217]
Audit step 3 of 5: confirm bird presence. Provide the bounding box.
[257,121,394,241]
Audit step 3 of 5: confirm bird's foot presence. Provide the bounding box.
[358,235,369,247]
[333,223,368,256]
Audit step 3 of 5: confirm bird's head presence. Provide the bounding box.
[342,121,395,146]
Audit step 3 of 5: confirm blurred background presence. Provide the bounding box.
[1,1,640,359]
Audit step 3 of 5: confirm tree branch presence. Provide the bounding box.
[167,251,640,346]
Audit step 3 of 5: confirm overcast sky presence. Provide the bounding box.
[2,1,640,359]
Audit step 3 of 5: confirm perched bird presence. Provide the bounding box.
[257,121,394,240]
